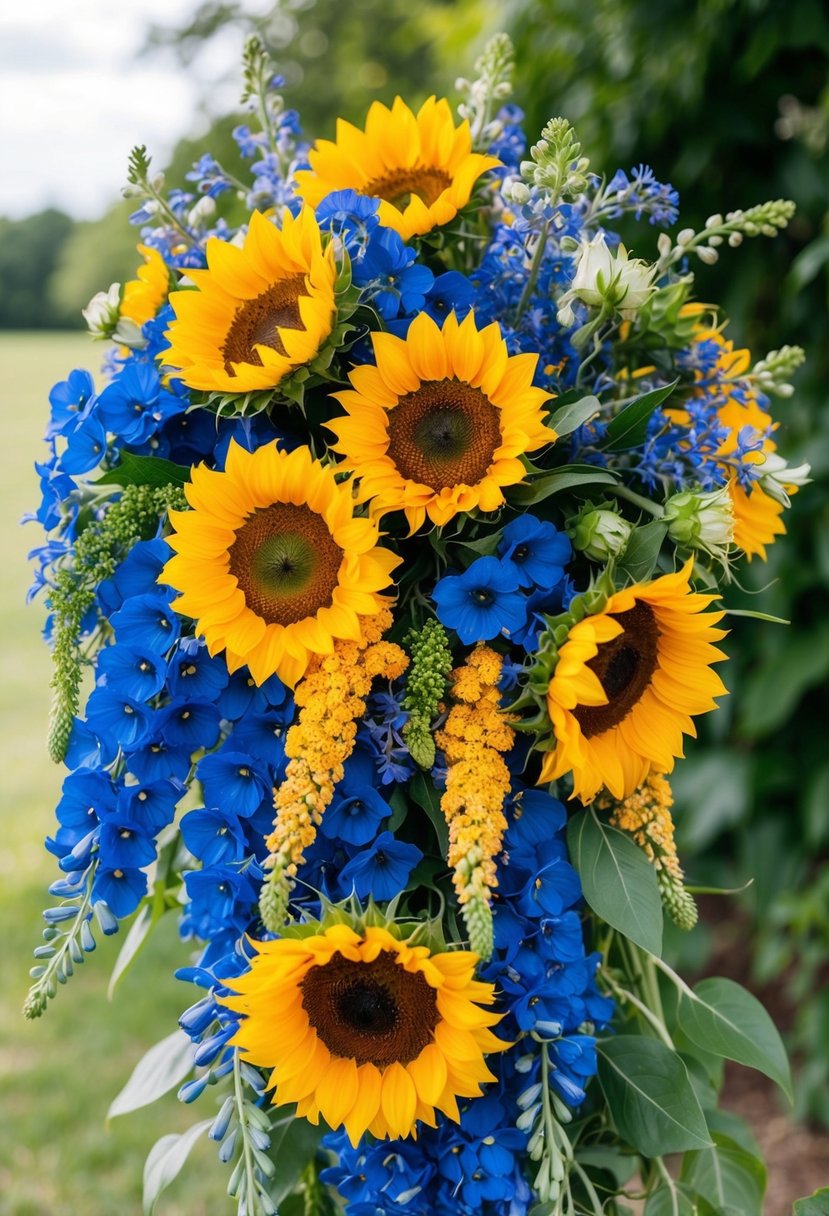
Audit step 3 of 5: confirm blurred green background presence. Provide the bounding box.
[2,0,827,1209]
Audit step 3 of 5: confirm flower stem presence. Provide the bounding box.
[608,483,665,517]
[513,220,549,324]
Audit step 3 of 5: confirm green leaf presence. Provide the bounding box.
[644,1181,698,1216]
[676,976,793,1100]
[268,1116,325,1208]
[567,807,663,955]
[793,1188,829,1215]
[96,451,190,488]
[108,904,155,998]
[409,771,449,855]
[681,1132,767,1216]
[508,464,618,507]
[548,393,600,437]
[143,1119,212,1215]
[618,522,668,582]
[108,1029,194,1119]
[602,380,679,451]
[597,1036,713,1157]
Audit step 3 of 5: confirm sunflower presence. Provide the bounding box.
[220,923,507,1145]
[120,244,170,327]
[328,311,552,532]
[161,441,400,686]
[294,96,500,241]
[163,208,337,394]
[540,561,728,803]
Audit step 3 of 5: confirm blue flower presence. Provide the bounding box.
[99,819,156,869]
[228,712,289,768]
[111,593,180,654]
[181,808,248,865]
[97,538,172,615]
[56,770,117,830]
[320,749,392,845]
[353,228,434,319]
[498,515,571,589]
[433,556,527,644]
[158,698,222,752]
[196,751,271,818]
[166,637,229,701]
[339,831,422,901]
[58,412,107,474]
[217,670,289,721]
[181,866,258,942]
[116,779,181,834]
[47,369,96,438]
[85,686,152,750]
[97,362,185,445]
[93,865,147,918]
[422,271,475,323]
[96,643,167,701]
[126,735,193,784]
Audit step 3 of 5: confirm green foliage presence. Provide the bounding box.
[0,209,76,328]
[597,1035,712,1156]
[568,806,664,956]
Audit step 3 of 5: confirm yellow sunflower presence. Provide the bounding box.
[328,311,553,532]
[163,208,337,394]
[220,923,507,1145]
[677,311,787,560]
[540,561,728,803]
[161,441,400,687]
[120,244,170,327]
[294,96,500,241]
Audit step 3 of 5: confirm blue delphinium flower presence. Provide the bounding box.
[320,748,392,845]
[339,831,423,901]
[433,556,527,644]
[47,369,97,438]
[353,227,434,319]
[497,515,572,589]
[97,363,186,446]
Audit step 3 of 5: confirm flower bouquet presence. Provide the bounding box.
[25,33,816,1216]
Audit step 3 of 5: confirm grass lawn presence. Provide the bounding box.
[0,333,227,1215]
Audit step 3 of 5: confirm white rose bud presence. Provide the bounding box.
[569,505,634,561]
[570,233,657,319]
[664,486,735,562]
[82,283,121,338]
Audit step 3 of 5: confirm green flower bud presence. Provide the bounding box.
[664,485,734,561]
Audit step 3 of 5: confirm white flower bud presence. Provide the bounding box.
[188,195,217,227]
[82,283,121,337]
[504,179,531,205]
[697,245,719,265]
[569,505,634,561]
[707,234,723,246]
[705,214,723,229]
[728,231,744,247]
[677,227,695,246]
[657,232,673,258]
[570,233,657,319]
[757,452,811,506]
[664,486,734,562]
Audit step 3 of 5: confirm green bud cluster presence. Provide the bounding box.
[46,483,187,763]
[402,619,453,770]
[751,344,806,398]
[456,33,515,150]
[463,892,494,962]
[657,869,699,931]
[259,861,291,935]
[519,117,590,206]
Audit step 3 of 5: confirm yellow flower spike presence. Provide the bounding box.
[162,441,400,689]
[540,561,728,804]
[219,924,507,1145]
[259,610,408,931]
[328,310,553,533]
[598,773,698,929]
[295,96,501,241]
[163,207,337,394]
[435,646,515,960]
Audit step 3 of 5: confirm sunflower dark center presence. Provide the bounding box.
[222,273,307,373]
[385,379,502,490]
[363,165,452,210]
[228,502,343,625]
[572,601,660,738]
[300,948,439,1067]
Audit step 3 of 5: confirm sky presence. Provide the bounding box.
[0,0,269,220]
